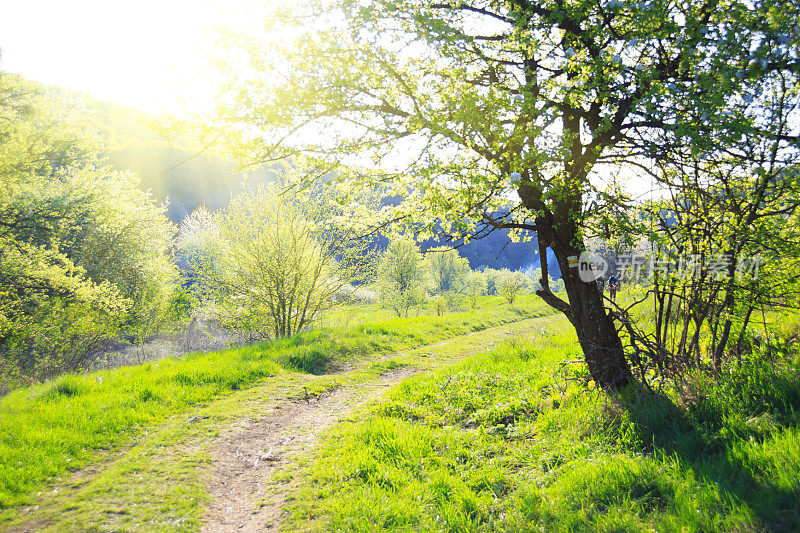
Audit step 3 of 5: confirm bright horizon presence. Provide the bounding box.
[0,0,266,115]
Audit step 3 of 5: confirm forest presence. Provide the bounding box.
[1,0,800,531]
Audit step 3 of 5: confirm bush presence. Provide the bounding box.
[465,271,487,309]
[277,346,335,374]
[424,247,470,295]
[0,76,178,385]
[378,238,427,317]
[192,185,374,339]
[496,270,530,304]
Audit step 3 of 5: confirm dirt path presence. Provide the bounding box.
[200,318,554,532]
[201,366,416,532]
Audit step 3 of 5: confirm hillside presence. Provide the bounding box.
[44,82,550,271]
[51,89,278,221]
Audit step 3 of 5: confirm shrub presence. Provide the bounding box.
[377,238,427,317]
[496,270,530,304]
[192,185,374,339]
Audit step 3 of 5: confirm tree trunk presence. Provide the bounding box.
[558,251,633,390]
[734,305,755,366]
[713,317,732,374]
[535,220,633,390]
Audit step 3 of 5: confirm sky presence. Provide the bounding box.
[0,0,263,115]
[0,1,657,199]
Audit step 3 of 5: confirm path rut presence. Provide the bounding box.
[201,367,416,532]
[199,318,546,531]
[4,315,559,532]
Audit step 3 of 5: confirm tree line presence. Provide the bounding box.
[378,238,551,317]
[0,74,183,386]
[0,72,550,391]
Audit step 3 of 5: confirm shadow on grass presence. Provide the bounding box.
[276,346,336,375]
[618,386,800,532]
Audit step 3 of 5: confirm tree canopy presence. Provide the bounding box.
[215,0,800,388]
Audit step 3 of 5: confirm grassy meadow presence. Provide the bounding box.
[0,295,552,518]
[280,309,800,532]
[3,291,800,531]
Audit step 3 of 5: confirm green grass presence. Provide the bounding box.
[12,290,794,532]
[3,315,553,531]
[283,314,800,532]
[0,347,281,512]
[0,295,552,517]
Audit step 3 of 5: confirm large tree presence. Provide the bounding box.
[215,0,800,389]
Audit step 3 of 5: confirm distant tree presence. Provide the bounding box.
[377,238,427,317]
[527,268,565,294]
[483,269,502,296]
[496,270,530,305]
[464,271,488,310]
[177,204,217,287]
[196,186,374,339]
[178,205,217,252]
[424,248,470,295]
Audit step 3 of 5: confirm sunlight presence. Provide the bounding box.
[0,0,267,115]
[2,2,800,529]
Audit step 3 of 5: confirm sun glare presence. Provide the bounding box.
[0,0,267,115]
